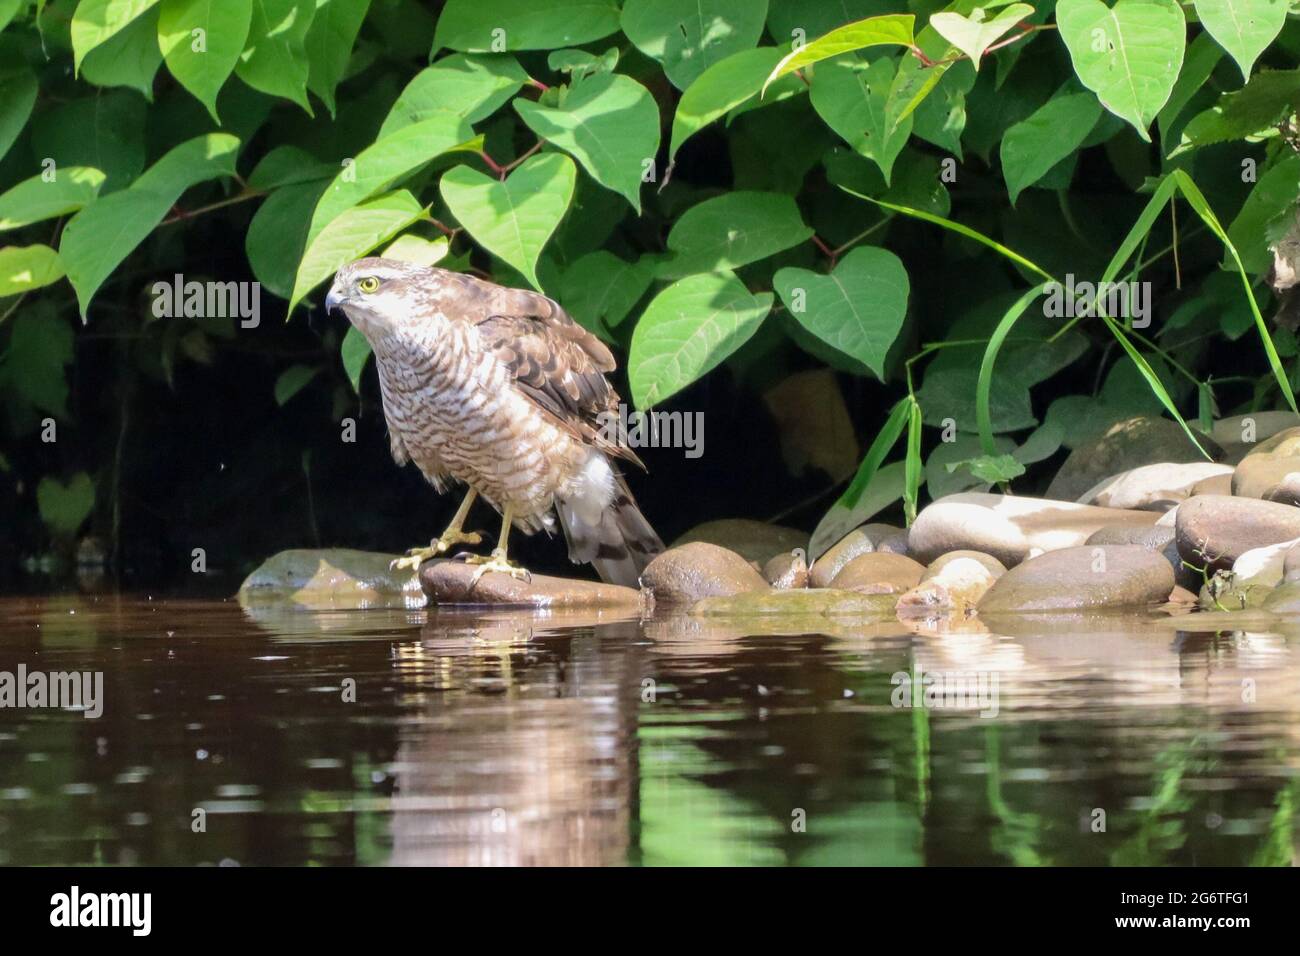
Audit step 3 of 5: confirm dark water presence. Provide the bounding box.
[0,595,1297,866]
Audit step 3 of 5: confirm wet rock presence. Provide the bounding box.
[1046,416,1221,502]
[921,550,1006,580]
[640,542,769,606]
[1190,472,1233,497]
[762,550,809,589]
[420,560,644,611]
[977,545,1174,613]
[1231,428,1300,504]
[1076,462,1232,511]
[828,552,925,594]
[672,519,808,565]
[1084,522,1197,590]
[238,548,425,609]
[1262,580,1300,614]
[691,588,897,617]
[1166,585,1198,607]
[1175,495,1300,574]
[908,492,1161,566]
[898,556,998,617]
[808,523,906,587]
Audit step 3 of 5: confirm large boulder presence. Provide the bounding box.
[238,548,424,609]
[640,542,768,605]
[420,561,644,610]
[1175,495,1300,574]
[672,519,808,564]
[1076,461,1232,510]
[1046,416,1220,502]
[977,545,1175,613]
[907,492,1161,566]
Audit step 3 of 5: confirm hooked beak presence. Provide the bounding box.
[325,286,346,314]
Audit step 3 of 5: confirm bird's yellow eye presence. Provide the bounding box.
[357,276,381,294]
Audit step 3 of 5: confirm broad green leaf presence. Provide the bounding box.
[773,246,909,380]
[289,189,425,310]
[628,271,773,408]
[911,60,974,159]
[930,3,1033,69]
[0,306,75,416]
[0,244,65,296]
[305,0,371,116]
[248,144,335,189]
[810,56,912,183]
[29,91,147,191]
[951,453,1026,483]
[761,13,915,94]
[305,112,473,249]
[0,67,37,164]
[1055,0,1186,142]
[515,72,660,212]
[440,152,576,291]
[274,363,321,404]
[236,0,316,113]
[379,54,527,136]
[70,0,162,73]
[670,47,786,159]
[59,133,241,316]
[1169,68,1300,155]
[0,0,21,31]
[767,0,899,44]
[158,0,254,122]
[1001,88,1102,203]
[547,47,619,80]
[0,167,106,231]
[80,4,163,97]
[1155,30,1222,145]
[435,0,620,52]
[623,0,769,90]
[381,233,448,266]
[663,190,813,275]
[247,179,329,299]
[1226,153,1300,274]
[1193,0,1287,81]
[341,325,370,392]
[37,473,95,536]
[559,250,656,337]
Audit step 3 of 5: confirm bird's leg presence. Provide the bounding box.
[391,489,484,571]
[465,506,532,584]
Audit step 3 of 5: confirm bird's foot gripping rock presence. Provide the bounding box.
[464,549,532,586]
[390,530,485,571]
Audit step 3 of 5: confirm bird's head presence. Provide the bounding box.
[325,257,439,338]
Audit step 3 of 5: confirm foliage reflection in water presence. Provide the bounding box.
[0,596,1296,866]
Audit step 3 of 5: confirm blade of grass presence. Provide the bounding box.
[977,282,1052,456]
[904,397,923,525]
[842,396,911,509]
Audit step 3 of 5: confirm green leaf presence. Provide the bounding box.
[662,190,813,275]
[341,324,370,392]
[838,395,910,508]
[1001,88,1102,204]
[773,246,909,380]
[236,0,316,113]
[1227,153,1300,274]
[810,56,912,184]
[71,0,162,73]
[930,3,1033,70]
[628,271,773,408]
[247,179,329,299]
[158,0,254,122]
[29,91,146,192]
[950,453,1026,483]
[305,0,371,117]
[559,250,655,337]
[0,167,106,231]
[289,189,424,311]
[0,66,37,164]
[59,133,240,316]
[381,233,448,266]
[0,306,75,416]
[1055,0,1186,141]
[80,4,163,97]
[274,363,321,405]
[622,0,769,90]
[1193,0,1287,81]
[37,472,95,537]
[379,54,527,135]
[0,0,22,31]
[514,72,660,212]
[305,112,473,251]
[0,244,65,296]
[976,282,1052,454]
[435,0,621,53]
[1170,68,1300,155]
[904,397,922,524]
[1155,30,1222,145]
[669,47,788,160]
[440,152,576,292]
[761,13,915,94]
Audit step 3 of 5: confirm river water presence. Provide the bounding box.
[0,595,1296,865]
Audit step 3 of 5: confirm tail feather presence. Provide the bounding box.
[557,474,663,588]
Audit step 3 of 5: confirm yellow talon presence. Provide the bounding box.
[389,528,485,571]
[465,548,532,585]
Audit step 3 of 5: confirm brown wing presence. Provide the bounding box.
[439,270,644,468]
